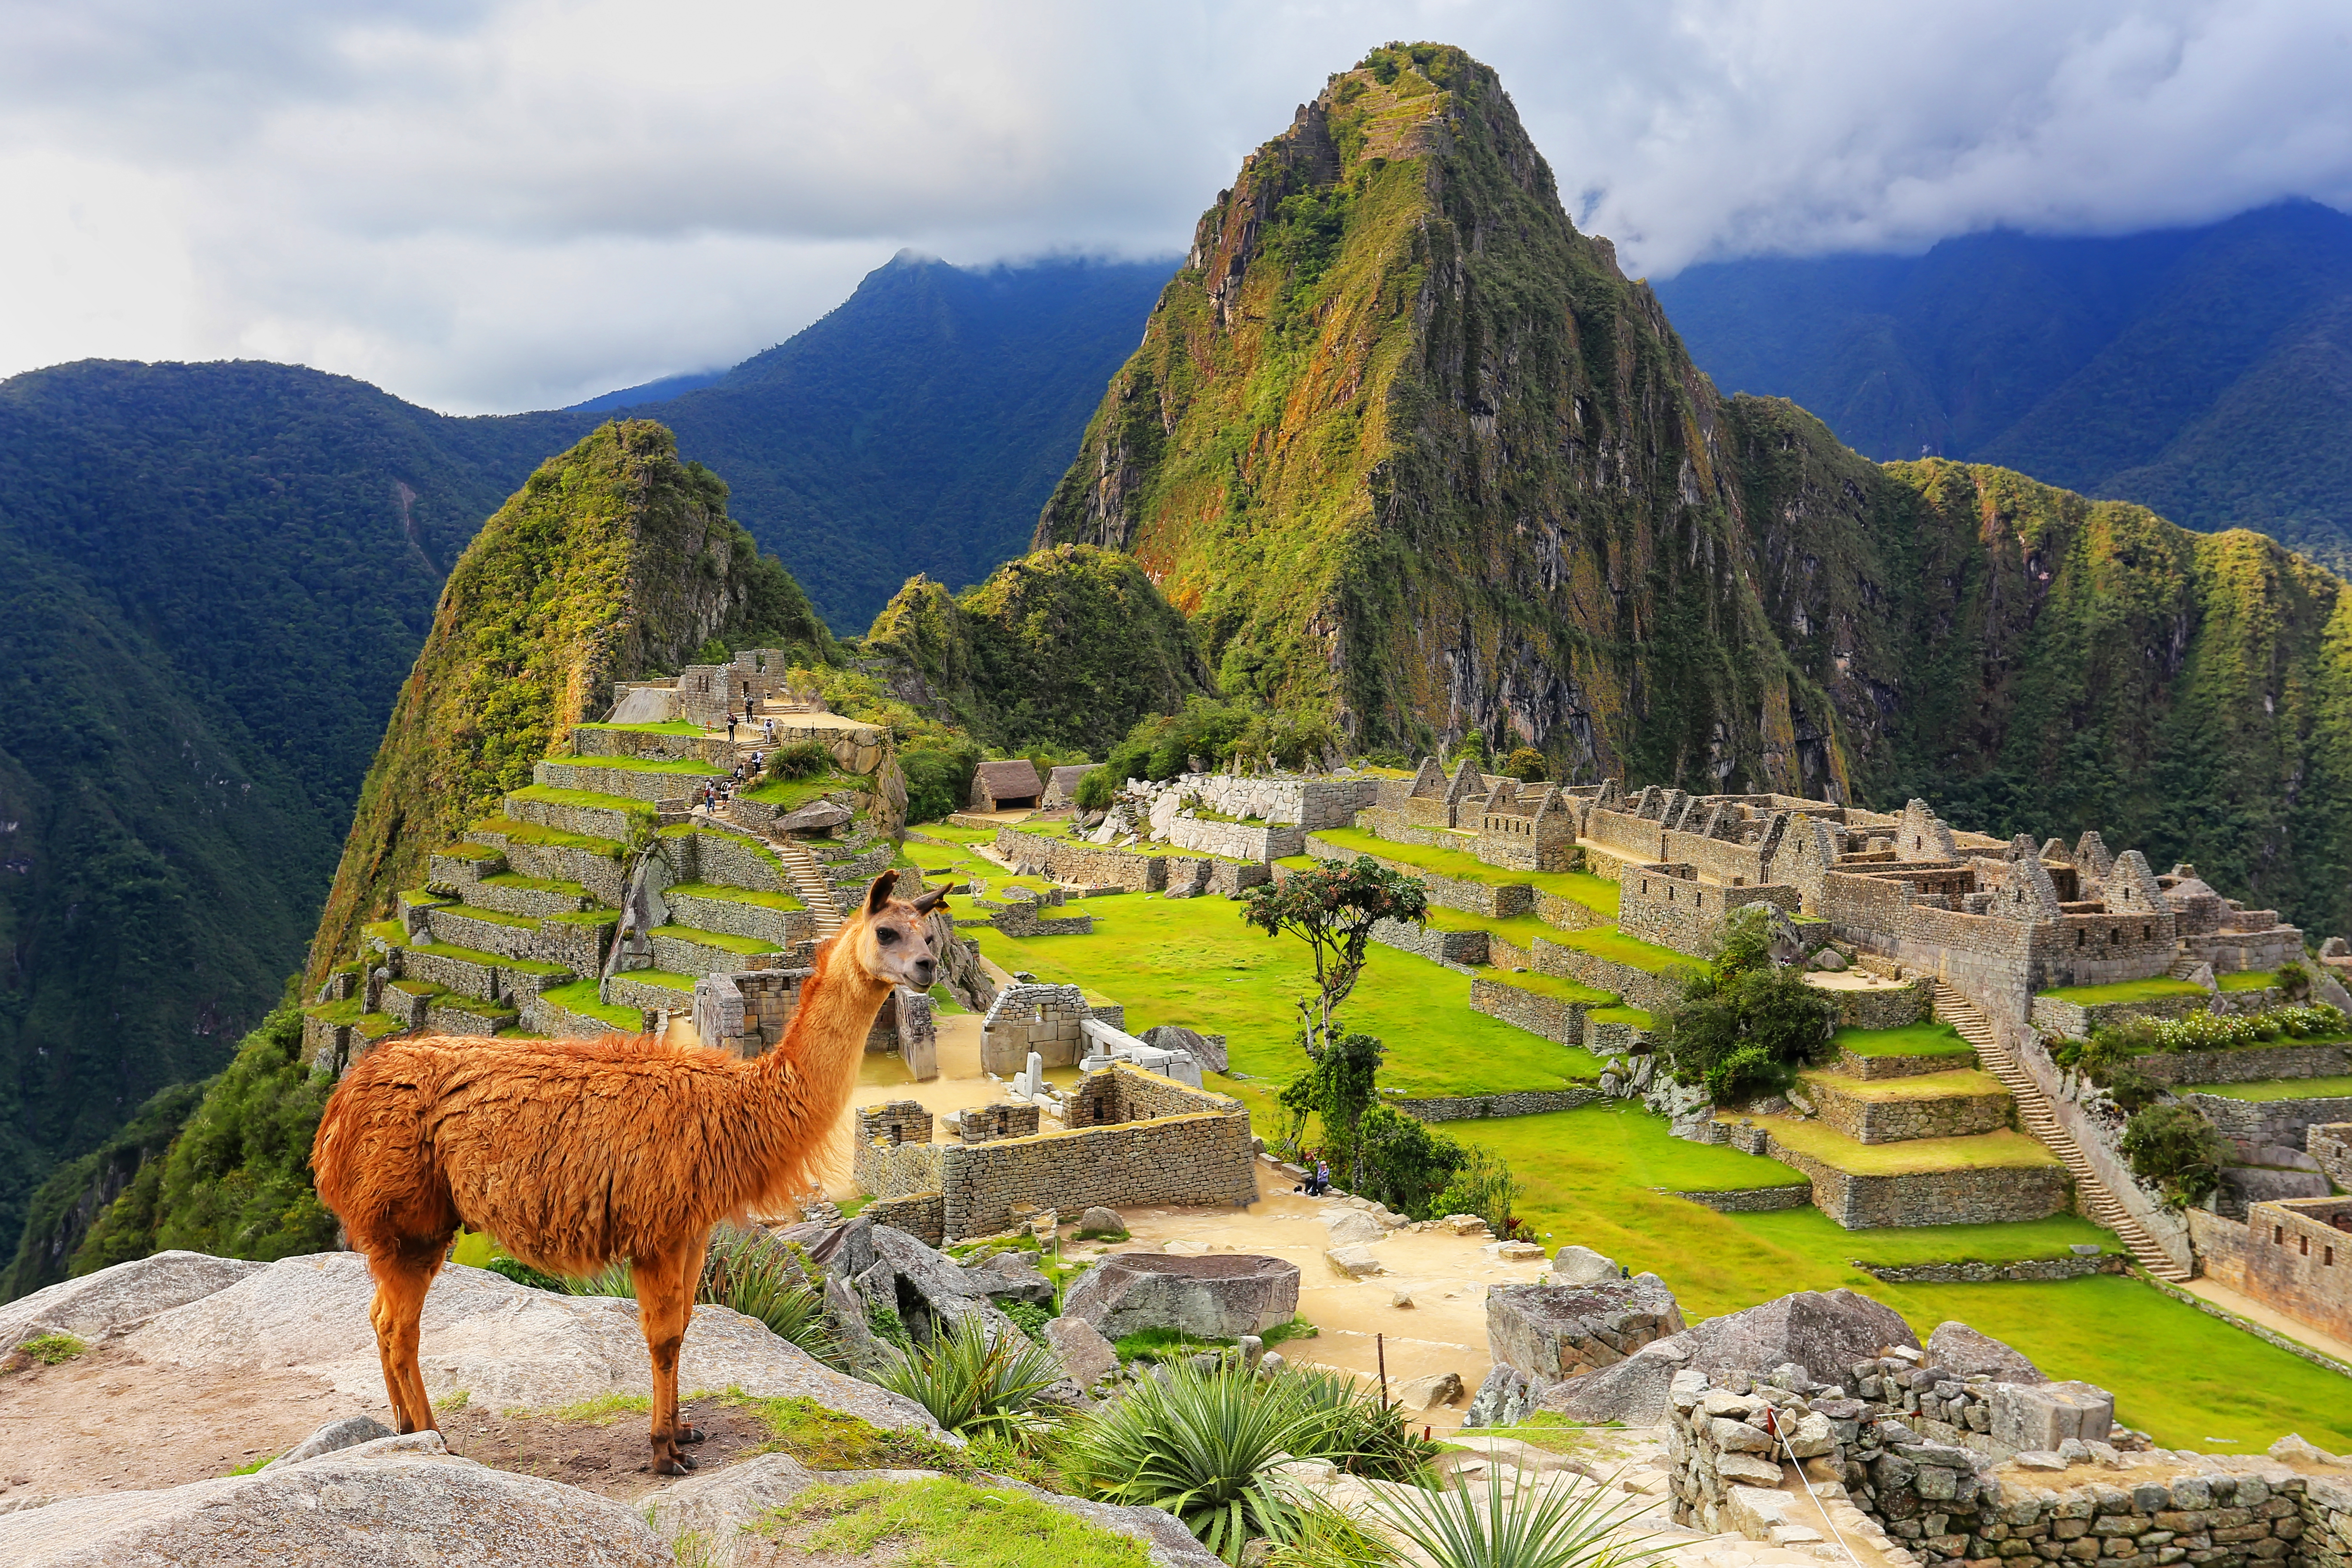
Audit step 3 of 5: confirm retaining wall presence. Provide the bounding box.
[1801,1075,2013,1144]
[995,826,1164,891]
[1469,978,1589,1044]
[1390,1086,1606,1122]
[2133,1042,2351,1087]
[1763,1133,2073,1227]
[1372,918,1488,965]
[1528,937,1684,1013]
[2183,1092,2352,1152]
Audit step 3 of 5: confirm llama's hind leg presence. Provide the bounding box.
[367,1240,449,1435]
[634,1231,710,1475]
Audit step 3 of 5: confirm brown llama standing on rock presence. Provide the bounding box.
[313,870,951,1474]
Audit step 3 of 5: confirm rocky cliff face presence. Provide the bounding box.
[307,421,830,973]
[1038,43,2352,935]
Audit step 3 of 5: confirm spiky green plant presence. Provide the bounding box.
[1063,1360,1317,1563]
[1279,1366,1439,1481]
[871,1309,1066,1438]
[1365,1462,1672,1568]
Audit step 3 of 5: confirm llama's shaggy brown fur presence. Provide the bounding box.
[313,870,948,1472]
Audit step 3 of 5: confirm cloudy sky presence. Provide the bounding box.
[4,0,2349,413]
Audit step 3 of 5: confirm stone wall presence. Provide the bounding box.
[2134,1043,2351,1087]
[1668,1185,1812,1213]
[1838,1044,1981,1080]
[1161,856,1271,899]
[1165,772,1378,831]
[1819,978,1932,1030]
[863,1192,944,1246]
[536,757,709,806]
[1532,889,1609,930]
[2312,1124,2352,1190]
[2230,1196,2352,1347]
[1803,1078,2013,1145]
[1583,804,1669,864]
[854,1127,945,1200]
[1763,1132,2072,1227]
[939,1092,1256,1240]
[980,982,1124,1074]
[1470,978,1589,1044]
[1372,918,1488,966]
[1390,1087,1606,1121]
[1528,937,1685,1013]
[995,826,1165,892]
[2183,1092,2352,1152]
[1164,815,1305,862]
[1618,864,1801,958]
[1854,1254,2125,1283]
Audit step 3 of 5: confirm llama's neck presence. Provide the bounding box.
[728,927,892,1199]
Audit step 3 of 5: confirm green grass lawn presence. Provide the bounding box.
[1308,826,1619,916]
[2038,977,2210,1005]
[2188,1075,2352,1101]
[2217,969,2283,992]
[910,821,1004,845]
[1423,905,1575,953]
[1589,1004,1654,1029]
[1755,1115,2060,1174]
[1481,971,1618,1004]
[742,772,861,808]
[1836,1021,1975,1058]
[1538,927,1698,975]
[969,891,1605,1096]
[475,815,625,858]
[537,980,641,1029]
[1800,1067,2009,1100]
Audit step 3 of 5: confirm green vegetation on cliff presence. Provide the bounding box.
[863,544,1213,756]
[308,421,832,977]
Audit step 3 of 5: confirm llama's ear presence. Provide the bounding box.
[912,882,957,913]
[864,870,900,916]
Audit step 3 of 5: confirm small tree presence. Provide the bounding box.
[2120,1102,2229,1207]
[1240,858,1429,1053]
[1654,908,1833,1103]
[1280,1033,1387,1189]
[1504,747,1548,783]
[1355,1104,1468,1219]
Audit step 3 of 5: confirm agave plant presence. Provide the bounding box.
[1278,1366,1440,1482]
[870,1308,1066,1438]
[1063,1360,1319,1563]
[1366,1462,1672,1568]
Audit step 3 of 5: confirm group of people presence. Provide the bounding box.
[696,752,769,815]
[722,699,778,748]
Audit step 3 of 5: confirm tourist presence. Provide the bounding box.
[763,717,776,743]
[726,715,738,744]
[744,694,755,722]
[1298,1159,1331,1197]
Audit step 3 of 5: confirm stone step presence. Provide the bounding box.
[646,923,782,975]
[535,756,726,806]
[429,846,509,887]
[504,785,656,843]
[1931,982,2190,1281]
[770,838,845,936]
[606,970,698,1013]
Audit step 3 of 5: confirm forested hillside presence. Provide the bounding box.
[1656,202,2352,573]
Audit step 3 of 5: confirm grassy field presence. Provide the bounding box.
[2217,969,2283,992]
[968,891,1606,1096]
[2039,977,2210,1005]
[1308,826,1620,915]
[1836,1021,1975,1059]
[2188,1075,2352,1101]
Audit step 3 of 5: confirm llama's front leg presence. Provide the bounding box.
[634,1237,706,1474]
[367,1247,444,1435]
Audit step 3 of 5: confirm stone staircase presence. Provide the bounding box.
[1930,981,2190,1281]
[769,836,844,938]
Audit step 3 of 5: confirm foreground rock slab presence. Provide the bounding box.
[118,1252,941,1435]
[0,1431,671,1567]
[0,1251,266,1349]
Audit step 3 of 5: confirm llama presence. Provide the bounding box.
[313,870,950,1474]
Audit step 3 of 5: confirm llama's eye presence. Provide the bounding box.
[876,928,899,944]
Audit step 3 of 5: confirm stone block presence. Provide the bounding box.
[1989,1381,2116,1454]
[1485,1275,1686,1381]
[1061,1253,1300,1338]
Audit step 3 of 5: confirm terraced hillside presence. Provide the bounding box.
[305,724,893,1061]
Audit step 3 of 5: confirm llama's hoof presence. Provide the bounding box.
[652,1453,698,1476]
[679,1423,705,1445]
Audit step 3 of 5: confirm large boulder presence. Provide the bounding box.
[1546,1287,1917,1424]
[0,1251,266,1350]
[1062,1253,1300,1339]
[646,1454,1221,1568]
[116,1251,941,1436]
[1322,1209,1386,1247]
[964,1251,1055,1307]
[0,1430,669,1566]
[778,1218,1019,1348]
[1044,1315,1119,1390]
[1547,1246,1619,1286]
[1485,1275,1684,1380]
[1926,1320,2043,1384]
[1142,1025,1226,1075]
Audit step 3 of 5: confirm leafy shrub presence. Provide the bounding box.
[486,1255,570,1292]
[766,740,832,781]
[2277,960,2315,1001]
[1354,1104,1469,1220]
[1063,1362,1312,1560]
[1073,766,1118,812]
[1655,933,1834,1104]
[1705,1044,1783,1104]
[871,1311,1066,1439]
[1001,1299,1051,1341]
[1431,1144,1522,1240]
[900,742,980,824]
[1504,747,1548,782]
[548,1227,845,1366]
[151,1001,341,1262]
[2120,1103,2229,1207]
[2102,1063,2165,1115]
[2080,1002,2348,1063]
[1280,1366,1439,1481]
[867,1302,914,1353]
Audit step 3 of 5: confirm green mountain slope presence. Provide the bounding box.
[309,420,831,976]
[863,544,1215,754]
[1654,202,2352,573]
[1038,43,2352,939]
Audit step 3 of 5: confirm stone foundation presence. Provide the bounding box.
[1373,919,1489,965]
[1469,978,1590,1044]
[1764,1133,2073,1228]
[1803,1076,2014,1145]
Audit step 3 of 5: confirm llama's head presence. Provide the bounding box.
[844,870,953,991]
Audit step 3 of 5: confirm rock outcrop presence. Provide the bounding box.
[0,1251,266,1350]
[1925,1318,2044,1384]
[1061,1253,1301,1339]
[1485,1275,1684,1381]
[0,1431,672,1567]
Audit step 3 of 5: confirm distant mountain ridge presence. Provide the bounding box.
[1654,201,2352,573]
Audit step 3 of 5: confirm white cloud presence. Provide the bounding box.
[1,0,2346,411]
